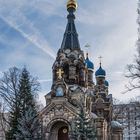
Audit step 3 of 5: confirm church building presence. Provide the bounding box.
[40,0,123,140]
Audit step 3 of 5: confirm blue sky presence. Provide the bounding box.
[0,0,139,105]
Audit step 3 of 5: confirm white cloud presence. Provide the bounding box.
[0,0,56,59]
[39,79,52,83]
[77,0,138,101]
[0,0,138,104]
[0,71,3,77]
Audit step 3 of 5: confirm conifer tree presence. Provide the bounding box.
[6,109,20,140]
[14,68,41,140]
[3,67,40,140]
[71,96,96,140]
[15,106,41,140]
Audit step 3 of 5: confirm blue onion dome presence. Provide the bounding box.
[95,65,106,77]
[104,80,109,87]
[85,53,94,69]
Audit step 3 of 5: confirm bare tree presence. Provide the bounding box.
[125,1,140,92]
[0,67,20,110]
[0,67,40,110]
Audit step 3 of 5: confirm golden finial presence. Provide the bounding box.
[67,0,77,10]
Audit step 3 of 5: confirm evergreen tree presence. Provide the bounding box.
[71,97,96,140]
[4,67,40,140]
[6,108,20,140]
[14,68,41,140]
[15,106,41,140]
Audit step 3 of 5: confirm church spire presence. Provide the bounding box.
[61,0,80,50]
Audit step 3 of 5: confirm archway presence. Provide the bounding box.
[49,121,69,140]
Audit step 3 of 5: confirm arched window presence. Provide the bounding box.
[56,86,64,97]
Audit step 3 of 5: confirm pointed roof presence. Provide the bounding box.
[61,0,80,50]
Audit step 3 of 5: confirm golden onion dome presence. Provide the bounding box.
[67,0,77,10]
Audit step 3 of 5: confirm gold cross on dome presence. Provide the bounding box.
[56,68,64,79]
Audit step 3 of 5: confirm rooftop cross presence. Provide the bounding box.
[56,68,64,79]
[85,44,90,48]
[85,44,91,58]
[98,56,103,67]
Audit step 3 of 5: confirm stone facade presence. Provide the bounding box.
[40,0,123,140]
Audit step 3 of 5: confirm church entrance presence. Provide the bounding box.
[58,126,69,140]
[49,121,69,140]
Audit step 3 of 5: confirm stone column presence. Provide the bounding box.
[96,117,106,140]
[111,128,123,140]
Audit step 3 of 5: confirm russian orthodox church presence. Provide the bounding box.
[40,0,123,140]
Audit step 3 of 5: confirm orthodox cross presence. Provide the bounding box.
[85,43,90,55]
[56,68,64,79]
[85,43,90,48]
[98,56,103,66]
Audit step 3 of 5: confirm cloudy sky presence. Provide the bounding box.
[0,0,139,105]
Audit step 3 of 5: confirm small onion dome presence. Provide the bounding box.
[104,80,109,87]
[111,121,123,129]
[95,66,106,77]
[67,0,77,10]
[85,53,94,69]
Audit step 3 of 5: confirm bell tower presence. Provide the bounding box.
[40,1,123,140]
[52,0,86,90]
[40,1,91,140]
